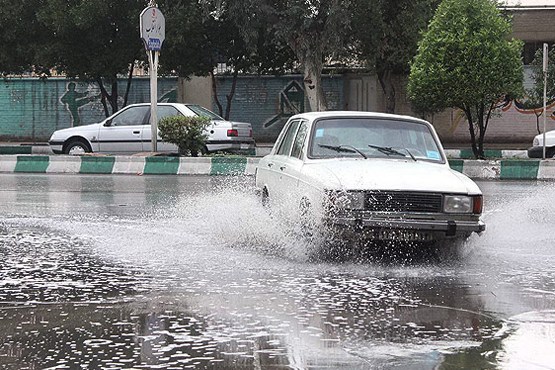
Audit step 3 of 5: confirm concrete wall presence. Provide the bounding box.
[3,71,553,146]
[0,77,178,142]
[207,74,345,142]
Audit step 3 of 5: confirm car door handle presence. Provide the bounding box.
[133,131,140,134]
[280,166,286,171]
[267,163,274,168]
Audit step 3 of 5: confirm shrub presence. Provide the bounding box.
[158,115,210,157]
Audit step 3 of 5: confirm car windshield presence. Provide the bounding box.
[309,117,443,162]
[185,104,224,120]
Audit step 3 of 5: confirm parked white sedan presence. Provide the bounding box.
[255,111,485,249]
[49,103,255,155]
[528,130,555,158]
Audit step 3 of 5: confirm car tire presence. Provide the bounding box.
[261,187,270,208]
[547,147,555,158]
[64,139,91,155]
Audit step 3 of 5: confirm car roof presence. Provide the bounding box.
[290,111,430,125]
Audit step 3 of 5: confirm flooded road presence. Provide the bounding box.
[0,174,554,369]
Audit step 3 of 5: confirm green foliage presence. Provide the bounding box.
[407,0,523,158]
[158,115,210,157]
[0,0,50,75]
[524,46,555,107]
[352,0,440,113]
[408,0,523,113]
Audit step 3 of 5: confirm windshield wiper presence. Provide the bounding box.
[368,144,416,161]
[318,144,368,159]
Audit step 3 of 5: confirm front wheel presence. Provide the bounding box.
[64,139,91,155]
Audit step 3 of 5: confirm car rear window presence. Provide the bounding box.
[185,105,224,120]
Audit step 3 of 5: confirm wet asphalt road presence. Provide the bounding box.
[0,174,554,369]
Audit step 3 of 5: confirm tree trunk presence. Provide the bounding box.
[97,78,110,117]
[463,107,480,159]
[210,71,224,117]
[378,70,396,113]
[224,70,239,120]
[97,77,119,116]
[123,62,135,108]
[110,79,118,114]
[302,61,327,112]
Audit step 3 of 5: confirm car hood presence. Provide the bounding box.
[50,123,101,138]
[303,158,481,194]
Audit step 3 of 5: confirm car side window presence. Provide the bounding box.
[156,106,183,123]
[277,120,300,156]
[111,106,150,126]
[290,121,308,159]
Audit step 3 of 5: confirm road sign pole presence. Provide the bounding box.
[149,50,159,152]
[140,4,165,153]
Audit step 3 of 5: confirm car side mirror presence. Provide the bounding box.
[103,119,112,127]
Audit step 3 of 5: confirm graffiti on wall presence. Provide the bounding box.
[263,80,305,129]
[60,82,100,127]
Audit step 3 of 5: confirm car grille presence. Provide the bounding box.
[365,191,442,213]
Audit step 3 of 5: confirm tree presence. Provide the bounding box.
[160,0,295,119]
[36,0,144,116]
[522,46,555,134]
[352,0,439,113]
[223,0,352,112]
[0,0,50,76]
[407,0,523,159]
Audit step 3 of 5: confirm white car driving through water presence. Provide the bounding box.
[255,111,485,254]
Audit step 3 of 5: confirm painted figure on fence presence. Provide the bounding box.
[61,82,98,127]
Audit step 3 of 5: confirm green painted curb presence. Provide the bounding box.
[143,156,180,175]
[0,146,32,155]
[14,155,49,173]
[459,149,503,159]
[448,159,464,173]
[210,157,247,175]
[80,156,116,174]
[500,160,540,179]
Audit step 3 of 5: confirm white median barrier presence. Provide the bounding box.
[113,156,146,175]
[538,160,555,180]
[46,156,81,173]
[245,158,258,175]
[0,156,17,172]
[462,160,501,179]
[178,157,212,175]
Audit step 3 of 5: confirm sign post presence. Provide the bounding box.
[140,3,165,152]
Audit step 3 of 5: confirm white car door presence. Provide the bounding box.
[279,120,309,199]
[264,119,302,201]
[141,105,181,152]
[98,106,150,153]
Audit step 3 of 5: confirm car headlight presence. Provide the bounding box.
[327,191,365,210]
[443,194,484,214]
[533,137,540,146]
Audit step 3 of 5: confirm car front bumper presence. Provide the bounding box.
[527,145,553,158]
[48,140,64,154]
[326,214,485,241]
